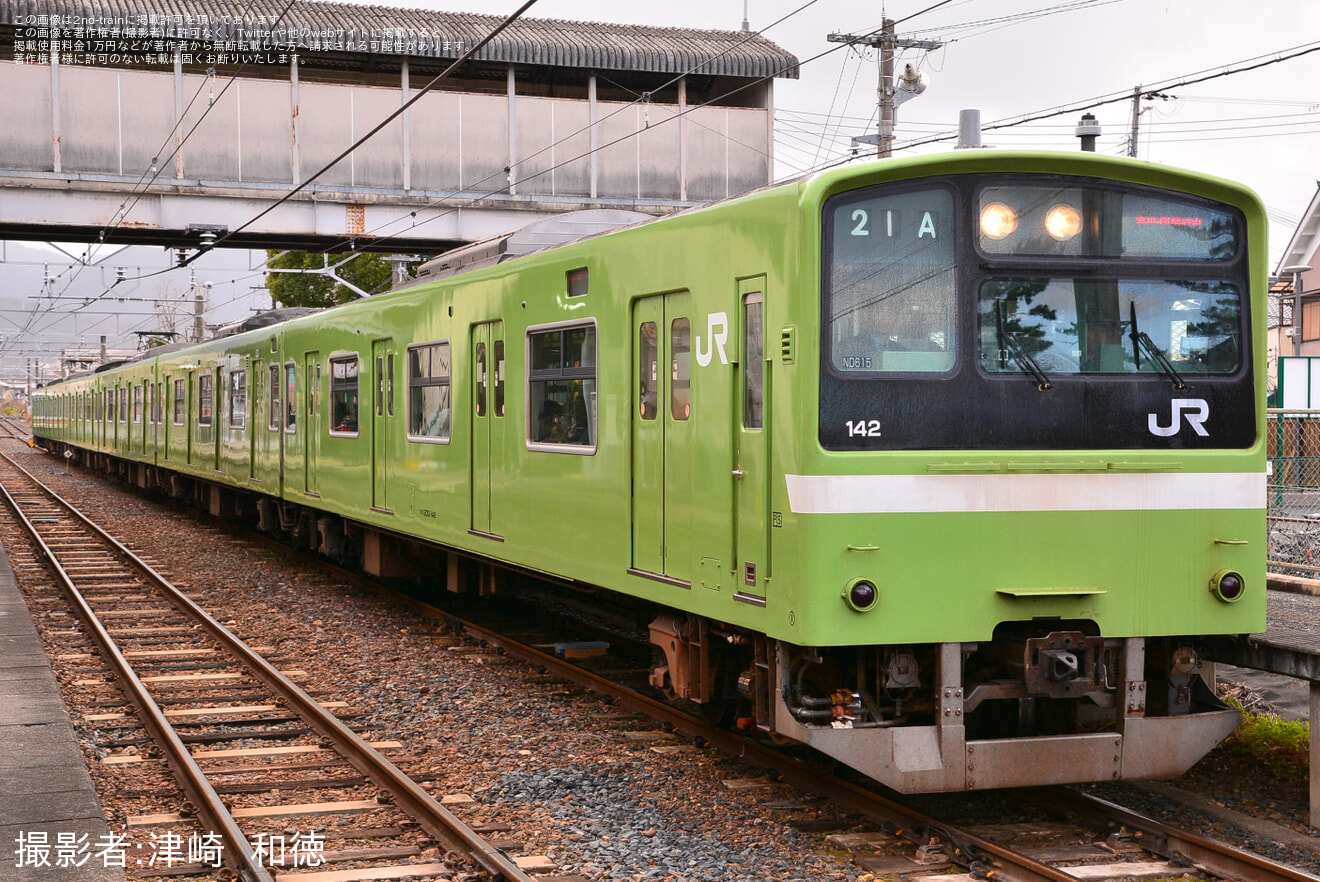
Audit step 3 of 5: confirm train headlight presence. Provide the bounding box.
[843,579,878,612]
[1209,570,1245,603]
[1044,203,1083,240]
[980,203,1018,240]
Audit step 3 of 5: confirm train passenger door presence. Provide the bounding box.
[630,292,693,585]
[302,354,320,495]
[139,381,148,457]
[162,377,170,461]
[186,373,195,466]
[213,368,223,473]
[733,283,770,601]
[371,339,394,512]
[249,362,260,480]
[469,321,504,538]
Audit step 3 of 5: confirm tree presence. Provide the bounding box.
[265,251,401,309]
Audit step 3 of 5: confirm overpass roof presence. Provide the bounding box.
[1,0,799,80]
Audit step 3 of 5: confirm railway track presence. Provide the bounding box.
[0,414,31,440]
[193,498,1320,882]
[413,609,1320,882]
[0,448,543,882]
[7,438,1317,882]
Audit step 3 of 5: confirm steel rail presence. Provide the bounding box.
[431,610,1079,882]
[427,603,1320,882]
[0,458,275,882]
[0,451,537,882]
[25,443,1310,881]
[1031,787,1320,882]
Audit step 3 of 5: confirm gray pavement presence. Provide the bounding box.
[0,536,124,881]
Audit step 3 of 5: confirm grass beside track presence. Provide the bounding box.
[1220,697,1310,779]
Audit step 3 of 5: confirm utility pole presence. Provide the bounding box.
[1127,85,1142,157]
[828,21,942,158]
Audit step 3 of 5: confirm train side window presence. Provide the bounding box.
[230,370,247,430]
[743,293,764,429]
[173,379,185,426]
[118,387,128,423]
[387,353,396,417]
[407,341,450,442]
[154,382,163,424]
[268,365,280,430]
[639,322,657,420]
[672,318,691,421]
[133,384,143,424]
[95,391,103,422]
[198,374,213,427]
[475,343,487,418]
[528,323,596,450]
[376,356,385,417]
[284,363,297,433]
[493,342,504,417]
[329,356,359,435]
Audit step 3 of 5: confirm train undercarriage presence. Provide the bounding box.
[648,613,1239,792]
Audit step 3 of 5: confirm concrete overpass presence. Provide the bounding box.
[0,0,798,253]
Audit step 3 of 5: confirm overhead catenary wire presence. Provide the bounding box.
[20,6,1318,365]
[109,0,829,295]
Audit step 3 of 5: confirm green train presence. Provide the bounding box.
[33,150,1266,792]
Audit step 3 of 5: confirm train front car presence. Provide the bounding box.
[777,153,1264,792]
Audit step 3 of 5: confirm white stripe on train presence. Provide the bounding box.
[784,471,1265,514]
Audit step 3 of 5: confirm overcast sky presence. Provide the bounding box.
[8,0,1319,382]
[521,0,1320,259]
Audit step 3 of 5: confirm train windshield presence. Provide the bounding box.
[978,279,1242,376]
[820,173,1253,451]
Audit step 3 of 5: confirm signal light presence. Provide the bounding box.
[843,579,878,612]
[1209,570,1245,603]
[980,203,1018,240]
[1044,204,1083,240]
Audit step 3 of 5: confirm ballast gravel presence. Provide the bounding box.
[8,440,1319,880]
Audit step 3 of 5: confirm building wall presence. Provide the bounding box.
[0,61,771,203]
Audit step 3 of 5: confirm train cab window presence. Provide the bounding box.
[407,342,450,441]
[825,186,957,374]
[268,365,280,430]
[284,363,297,433]
[198,374,213,426]
[230,370,247,429]
[743,294,764,429]
[672,318,691,421]
[977,278,1243,376]
[173,379,185,426]
[528,323,596,450]
[118,387,128,423]
[329,356,359,435]
[639,322,658,420]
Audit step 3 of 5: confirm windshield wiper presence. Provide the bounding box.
[996,299,1053,391]
[1128,300,1187,391]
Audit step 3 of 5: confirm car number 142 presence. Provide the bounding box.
[846,419,882,438]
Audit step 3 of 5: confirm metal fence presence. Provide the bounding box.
[1268,409,1320,576]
